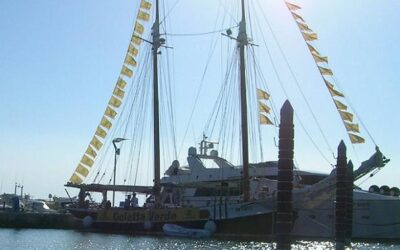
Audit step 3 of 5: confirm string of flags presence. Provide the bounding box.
[284,1,365,144]
[257,88,274,125]
[69,0,152,185]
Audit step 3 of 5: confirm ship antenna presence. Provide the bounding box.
[238,0,250,202]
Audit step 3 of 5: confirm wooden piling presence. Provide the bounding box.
[346,160,354,243]
[276,100,294,250]
[335,141,347,250]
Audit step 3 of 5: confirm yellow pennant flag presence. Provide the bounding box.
[100,116,113,129]
[258,101,271,113]
[70,173,83,184]
[109,96,122,108]
[76,164,89,177]
[95,126,107,138]
[137,11,150,21]
[125,55,137,67]
[349,133,365,144]
[131,36,142,45]
[105,106,117,119]
[339,110,354,122]
[291,12,305,22]
[113,86,125,99]
[101,116,112,130]
[334,99,347,110]
[121,65,133,78]
[328,88,344,97]
[260,114,273,125]
[312,52,328,63]
[318,66,333,76]
[344,122,360,133]
[81,154,94,167]
[302,32,318,41]
[297,21,312,32]
[140,0,152,10]
[134,22,145,35]
[90,135,104,150]
[117,78,127,89]
[128,44,139,57]
[286,2,301,11]
[85,145,97,158]
[307,43,320,55]
[257,88,270,100]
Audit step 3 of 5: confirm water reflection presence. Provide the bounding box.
[0,229,398,250]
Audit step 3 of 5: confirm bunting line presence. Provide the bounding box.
[69,1,153,184]
[284,0,365,144]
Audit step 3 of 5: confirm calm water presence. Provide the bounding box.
[0,229,399,250]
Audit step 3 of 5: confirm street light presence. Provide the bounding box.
[112,137,128,207]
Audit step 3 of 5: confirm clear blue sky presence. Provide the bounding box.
[0,0,399,198]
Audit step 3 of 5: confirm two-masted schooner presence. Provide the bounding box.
[65,0,399,239]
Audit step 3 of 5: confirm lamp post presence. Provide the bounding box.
[112,137,127,207]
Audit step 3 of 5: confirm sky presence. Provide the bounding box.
[0,0,399,199]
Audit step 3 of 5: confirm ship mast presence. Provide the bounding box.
[238,0,250,202]
[152,0,161,205]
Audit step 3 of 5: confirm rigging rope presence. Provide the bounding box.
[164,25,239,37]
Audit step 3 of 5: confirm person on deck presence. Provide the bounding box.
[131,193,139,208]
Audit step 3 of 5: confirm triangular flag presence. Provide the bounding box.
[134,22,144,35]
[121,65,133,78]
[297,21,312,32]
[70,173,83,184]
[257,88,270,100]
[90,135,104,150]
[344,122,360,133]
[334,99,347,110]
[258,101,271,113]
[117,78,127,89]
[113,86,125,99]
[260,114,273,125]
[140,0,152,10]
[137,11,150,21]
[131,36,142,45]
[81,154,94,167]
[125,55,137,67]
[128,45,139,57]
[307,43,320,55]
[101,116,113,129]
[85,145,97,158]
[76,164,89,177]
[291,12,305,22]
[302,32,318,41]
[339,110,354,122]
[105,106,117,119]
[109,96,122,108]
[286,2,301,11]
[349,133,365,144]
[318,66,333,76]
[312,52,328,63]
[95,126,107,139]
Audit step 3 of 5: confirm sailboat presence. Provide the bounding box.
[65,0,400,239]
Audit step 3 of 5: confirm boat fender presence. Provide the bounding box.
[204,220,216,233]
[82,216,93,228]
[144,220,152,230]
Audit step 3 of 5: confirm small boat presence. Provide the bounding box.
[163,223,212,238]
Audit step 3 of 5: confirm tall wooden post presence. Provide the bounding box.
[346,160,354,243]
[276,100,294,250]
[335,141,347,250]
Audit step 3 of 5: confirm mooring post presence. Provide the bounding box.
[276,100,294,250]
[346,160,354,245]
[335,141,347,250]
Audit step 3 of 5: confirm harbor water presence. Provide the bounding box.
[0,229,399,249]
